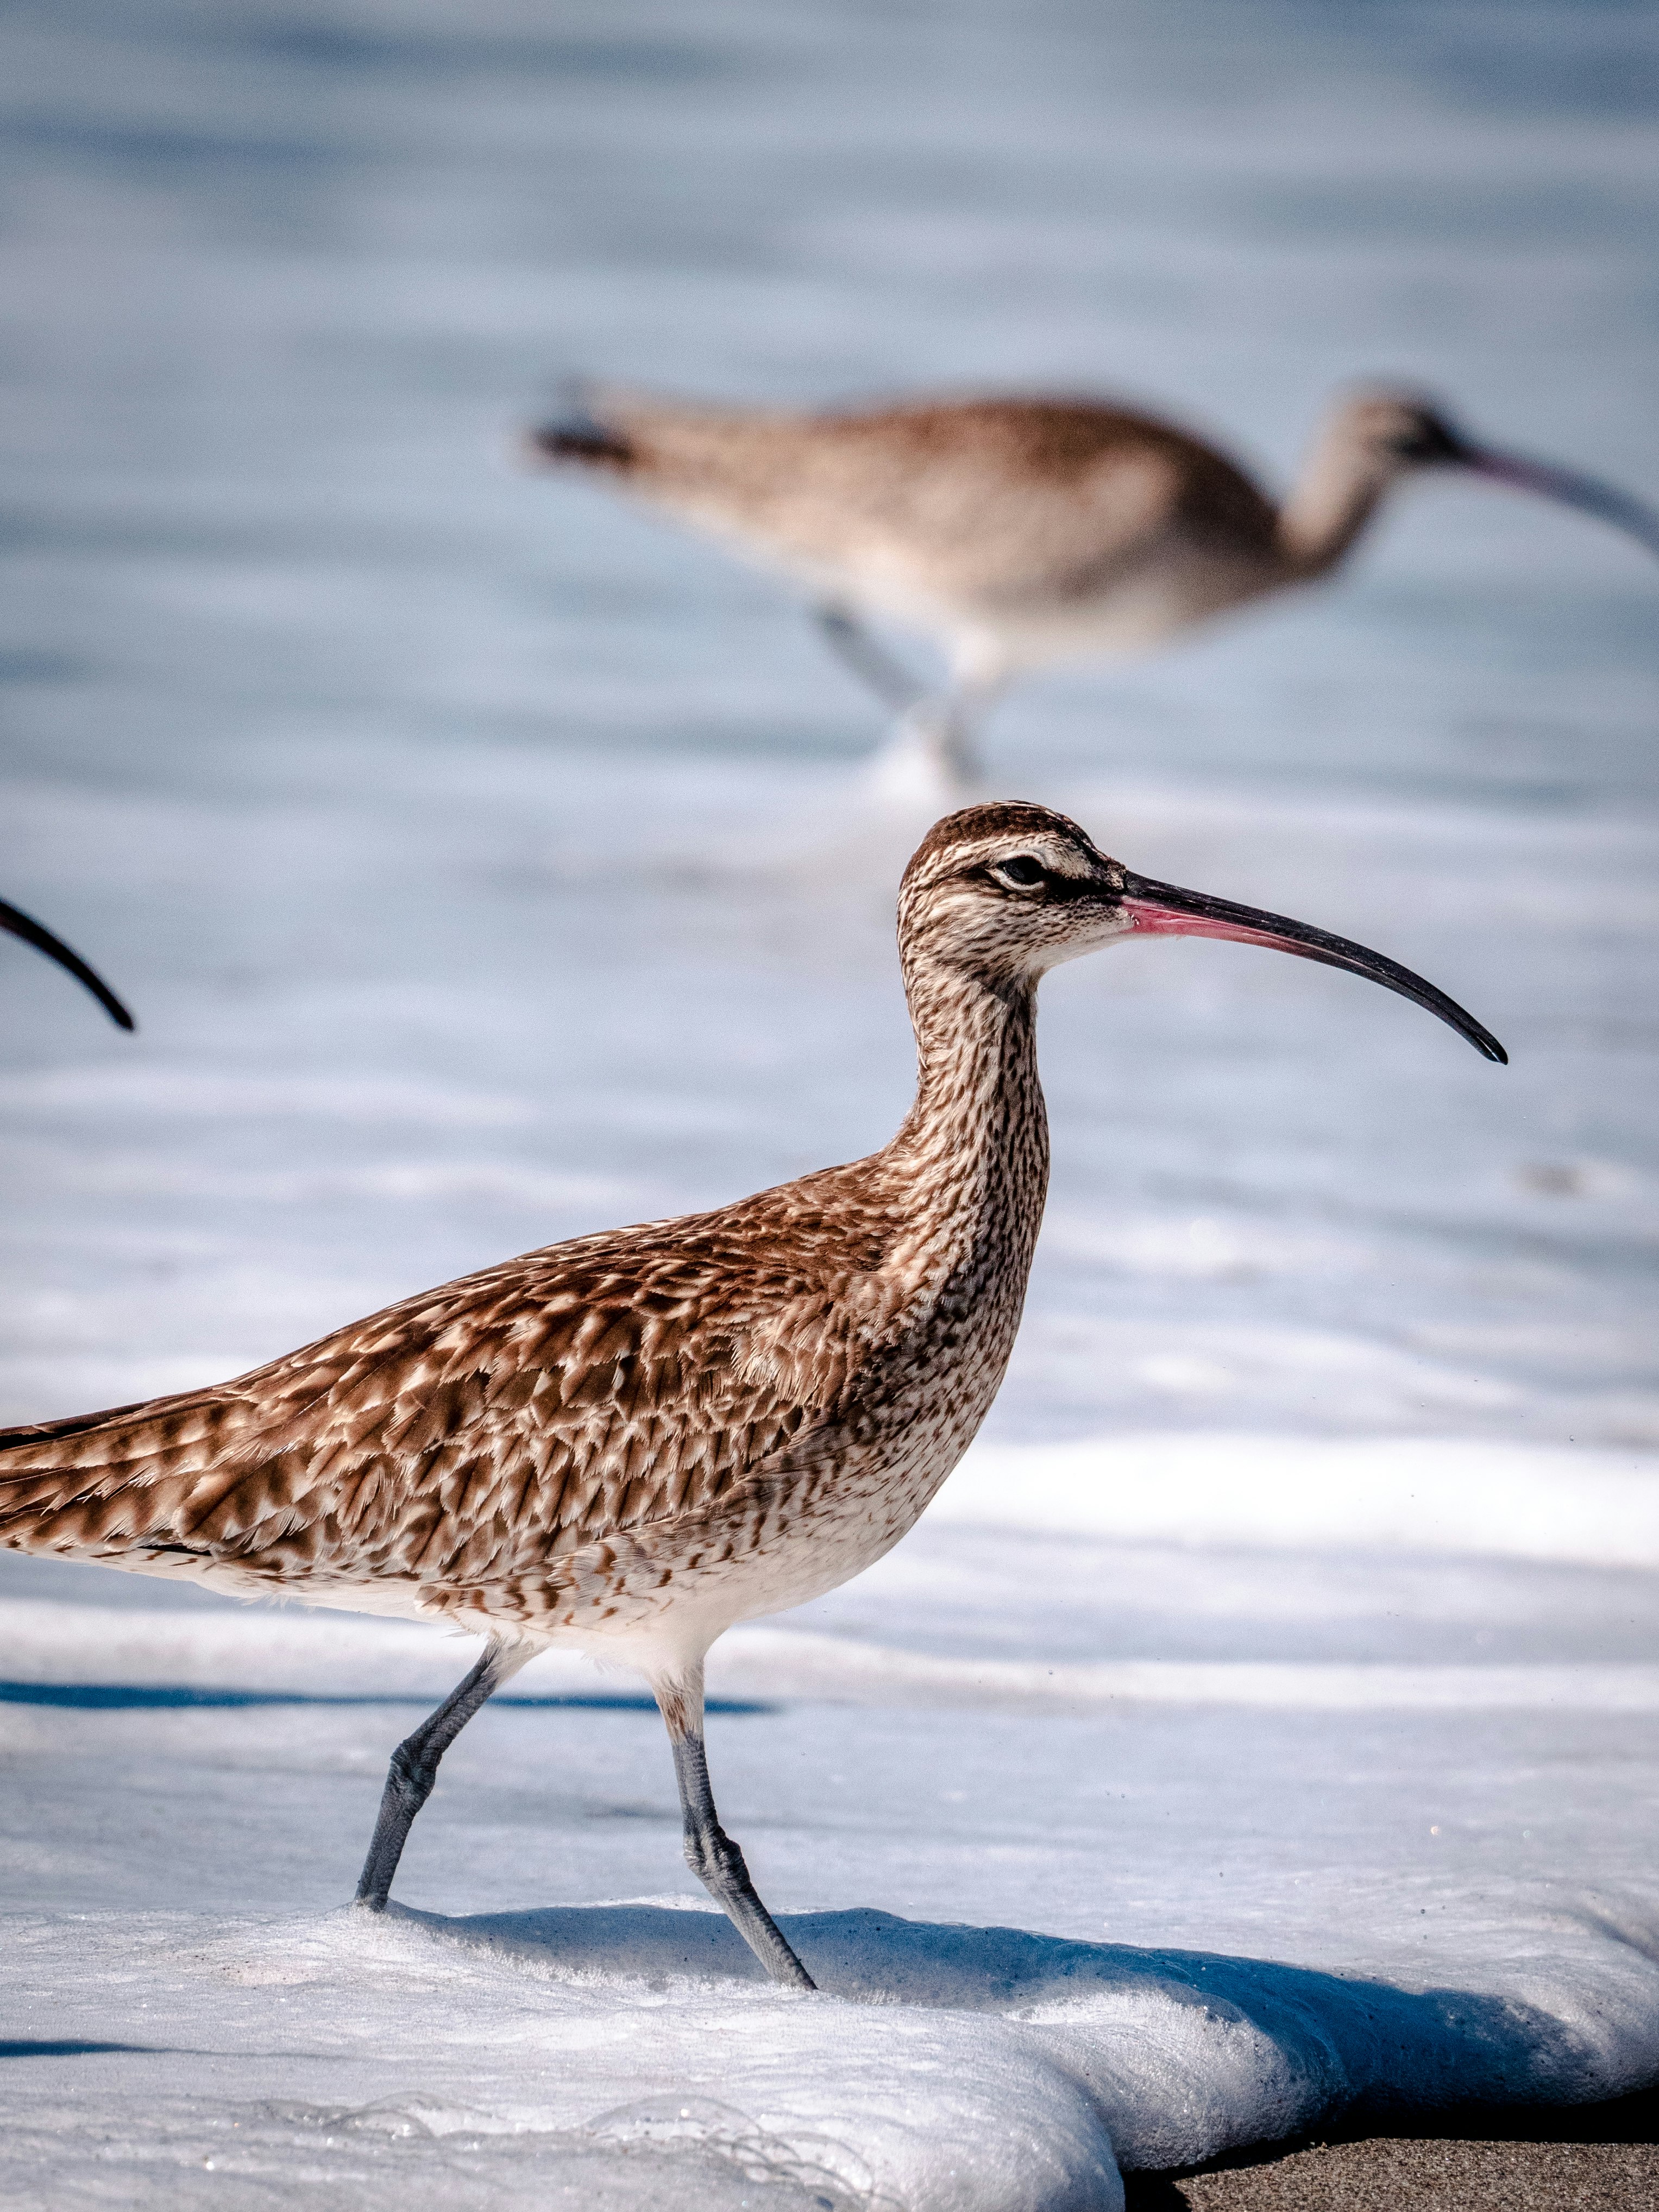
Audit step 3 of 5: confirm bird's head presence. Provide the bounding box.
[1330,388,1659,556]
[897,802,1505,1062]
[1339,391,1474,476]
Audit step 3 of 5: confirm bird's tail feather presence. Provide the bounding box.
[0,1388,224,1560]
[526,377,636,470]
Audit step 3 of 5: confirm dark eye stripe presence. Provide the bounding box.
[993,856,1045,887]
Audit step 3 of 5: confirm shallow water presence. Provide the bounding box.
[1,1,1657,2202]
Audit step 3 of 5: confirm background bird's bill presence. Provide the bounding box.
[1,899,135,1030]
[1114,872,1506,1063]
[1455,441,1659,558]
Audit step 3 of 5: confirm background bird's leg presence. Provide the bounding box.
[655,1660,815,1990]
[908,687,986,783]
[355,1639,532,1910]
[875,662,1006,795]
[813,602,930,714]
[933,645,1011,782]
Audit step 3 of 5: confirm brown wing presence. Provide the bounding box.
[578,391,1278,612]
[0,1176,901,1602]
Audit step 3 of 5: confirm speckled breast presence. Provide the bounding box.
[451,1227,1035,1658]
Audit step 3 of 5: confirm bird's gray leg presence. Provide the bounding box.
[864,637,1008,793]
[813,603,930,715]
[874,674,1002,793]
[655,1661,815,1991]
[355,1639,532,1911]
[913,689,985,783]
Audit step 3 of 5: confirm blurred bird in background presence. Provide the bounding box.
[529,384,1659,793]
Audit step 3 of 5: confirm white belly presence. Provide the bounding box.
[822,545,1272,673]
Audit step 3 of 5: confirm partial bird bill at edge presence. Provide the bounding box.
[0,900,136,1031]
[1460,447,1659,560]
[1115,873,1507,1064]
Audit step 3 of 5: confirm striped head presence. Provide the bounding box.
[897,802,1505,1061]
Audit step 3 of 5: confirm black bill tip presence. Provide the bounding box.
[1463,449,1659,562]
[1,900,136,1030]
[1117,872,1507,1065]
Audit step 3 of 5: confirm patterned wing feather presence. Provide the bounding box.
[586,393,1278,609]
[0,1191,893,1603]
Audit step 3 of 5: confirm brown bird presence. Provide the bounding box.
[527,384,1659,788]
[2,898,135,1029]
[0,805,1503,1988]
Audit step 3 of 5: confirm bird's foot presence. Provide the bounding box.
[865,708,979,811]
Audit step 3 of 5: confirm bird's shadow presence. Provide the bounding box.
[394,1899,1657,2150]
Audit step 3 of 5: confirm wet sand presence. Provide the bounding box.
[1127,2087,1659,2209]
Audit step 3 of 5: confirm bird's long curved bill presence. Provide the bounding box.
[1464,449,1659,560]
[1,900,135,1030]
[1117,874,1505,1063]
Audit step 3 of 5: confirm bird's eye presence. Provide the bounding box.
[991,856,1046,890]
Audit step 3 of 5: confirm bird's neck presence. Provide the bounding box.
[881,958,1050,1283]
[1275,435,1393,579]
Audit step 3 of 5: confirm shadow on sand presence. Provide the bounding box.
[1120,2084,1659,2208]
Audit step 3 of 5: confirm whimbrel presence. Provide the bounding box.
[0,805,1501,1987]
[528,385,1659,787]
[2,899,134,1029]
